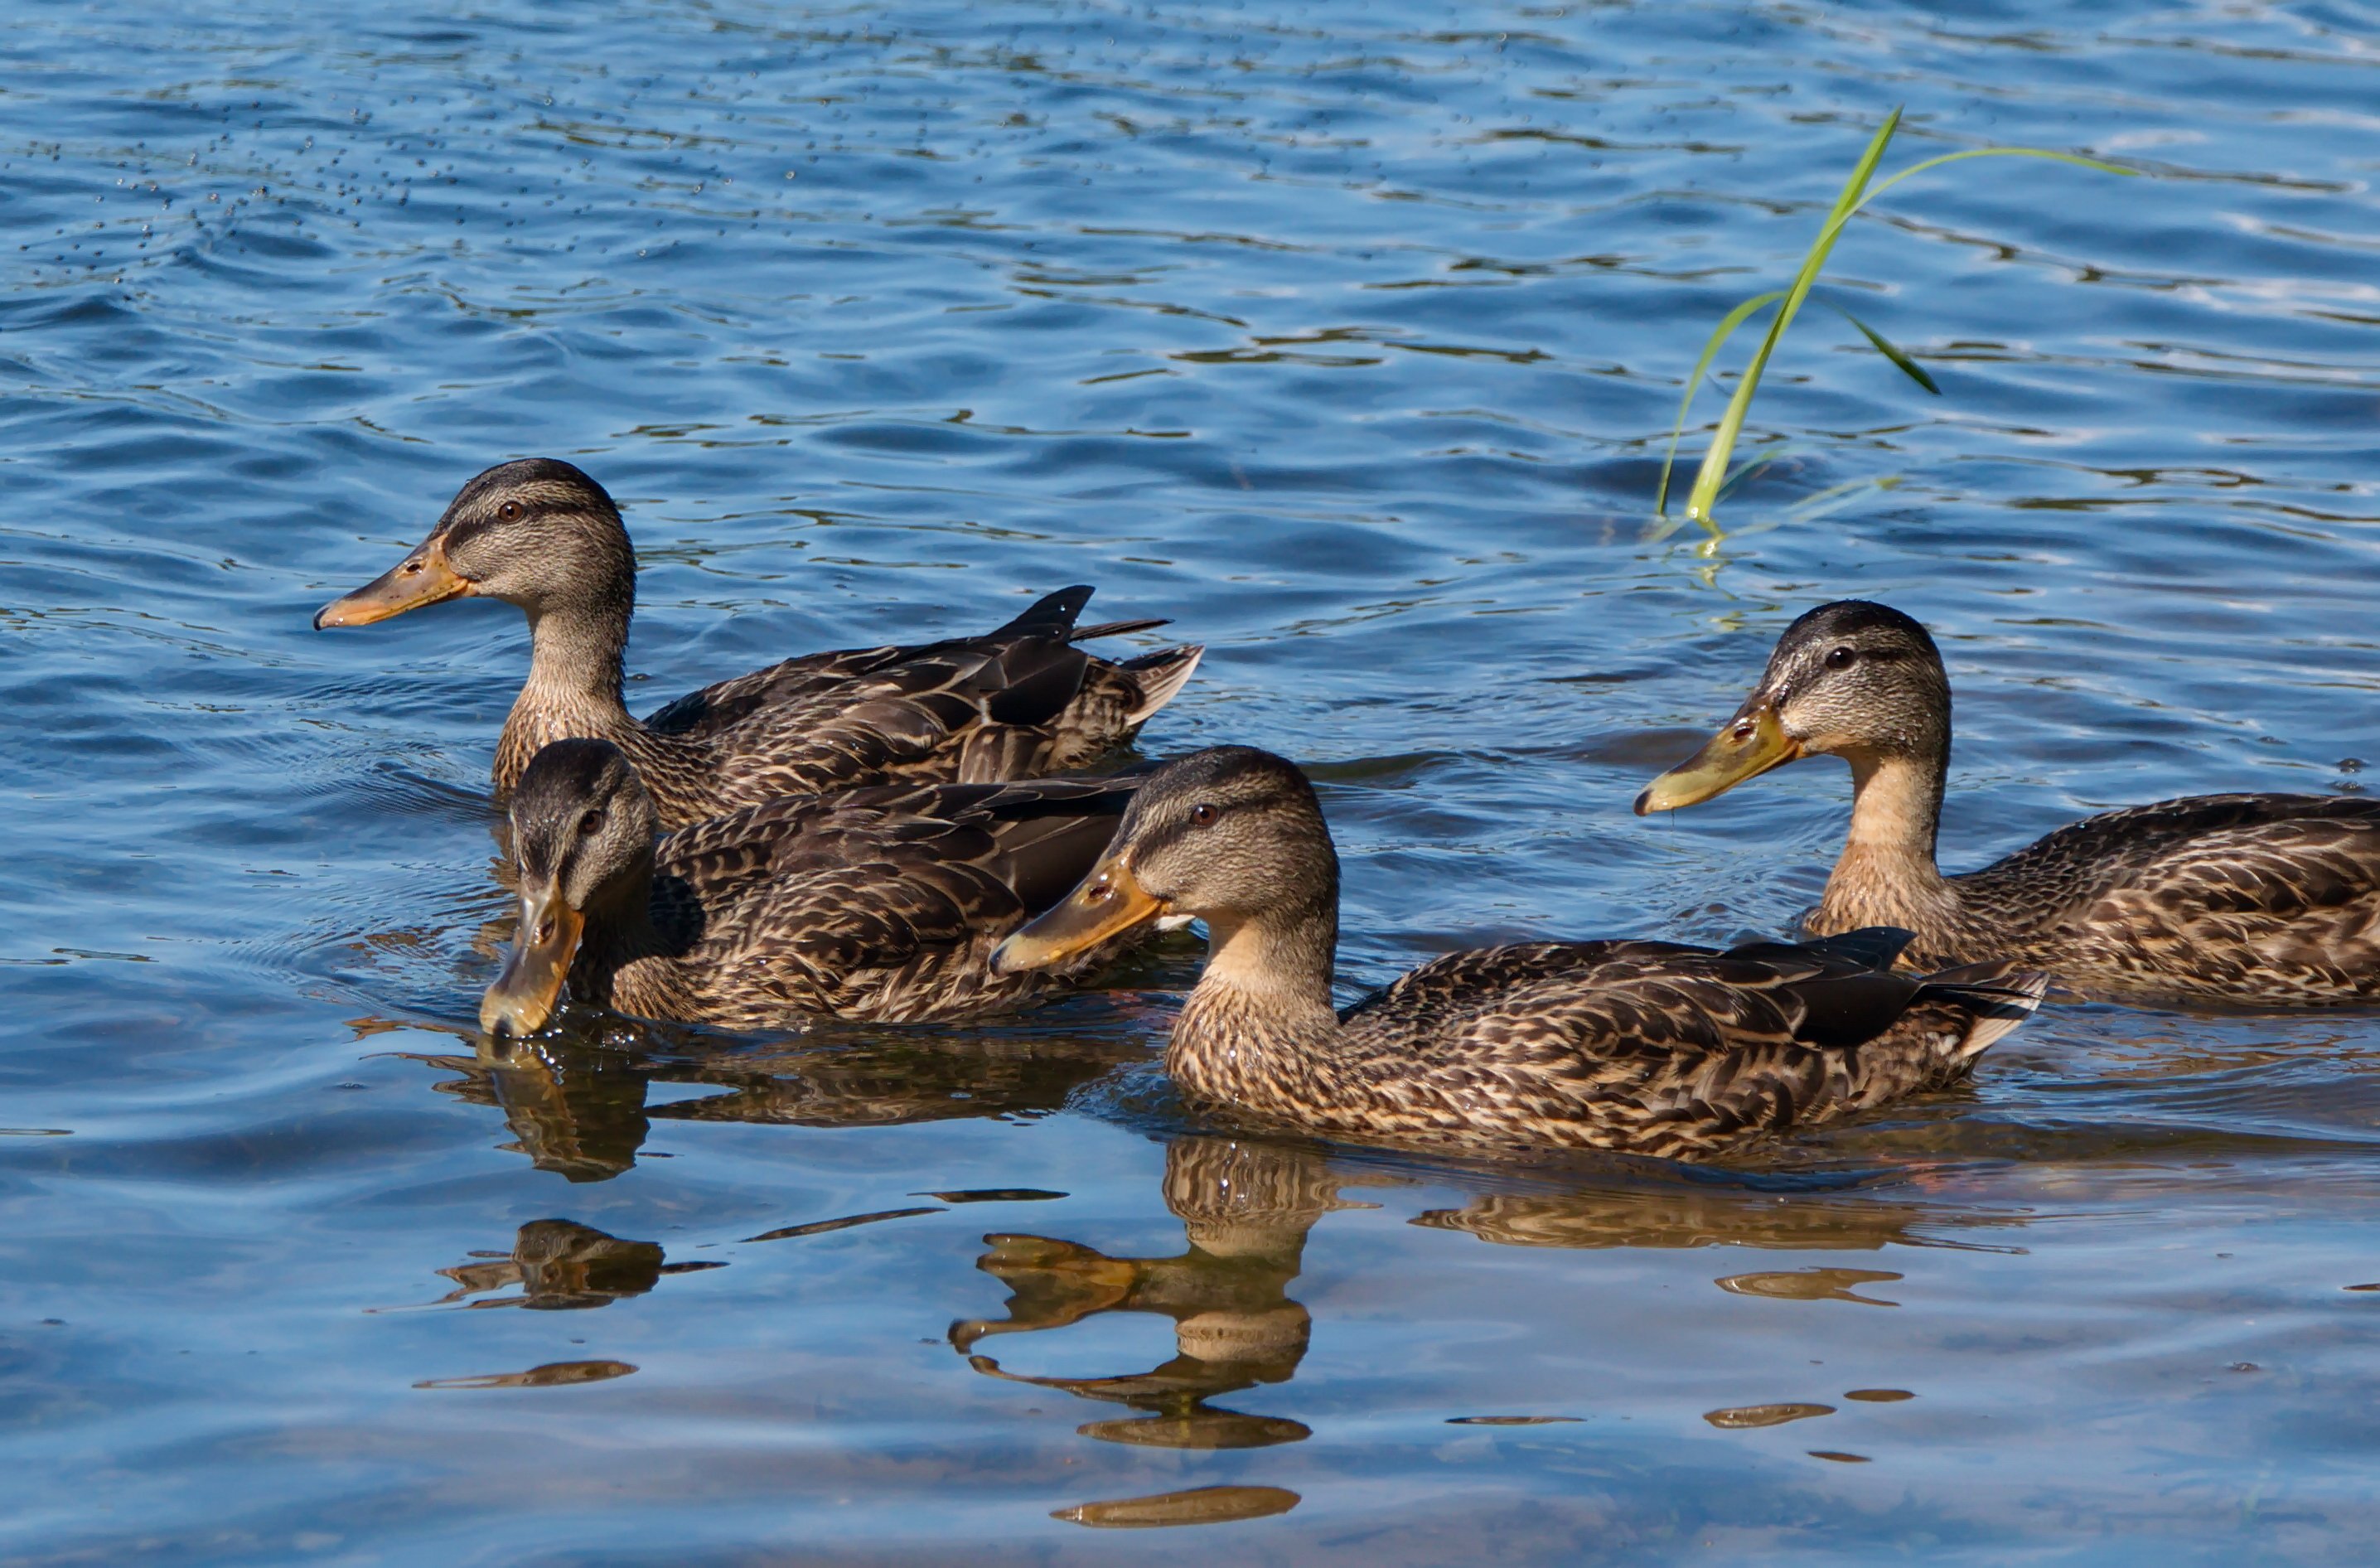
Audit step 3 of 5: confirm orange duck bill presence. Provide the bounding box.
[989,851,1166,975]
[480,882,585,1035]
[1633,700,1803,815]
[313,535,473,629]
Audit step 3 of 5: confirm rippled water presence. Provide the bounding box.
[7,1,2380,1561]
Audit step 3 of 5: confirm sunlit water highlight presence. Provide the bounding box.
[4,2,2379,1562]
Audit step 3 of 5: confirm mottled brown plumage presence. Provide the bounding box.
[1636,600,2380,1006]
[481,738,1156,1033]
[314,458,1202,827]
[994,747,2045,1159]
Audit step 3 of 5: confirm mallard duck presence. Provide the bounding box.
[1633,599,2380,1006]
[478,737,1158,1035]
[991,746,2044,1159]
[314,458,1202,827]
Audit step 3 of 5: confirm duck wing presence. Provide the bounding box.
[641,587,1201,797]
[1342,931,2038,1154]
[1981,794,2380,999]
[651,775,1143,1024]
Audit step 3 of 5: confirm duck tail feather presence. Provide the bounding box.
[991,586,1096,640]
[1734,926,1914,971]
[1918,963,2052,1060]
[1120,645,1204,724]
[1071,615,1172,641]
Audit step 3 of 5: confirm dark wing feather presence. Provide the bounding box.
[644,777,1140,1025]
[635,588,1198,815]
[643,643,922,738]
[1303,933,1991,1155]
[1961,794,2380,999]
[643,585,1096,741]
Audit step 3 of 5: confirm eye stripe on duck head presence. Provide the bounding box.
[1776,600,1939,656]
[1117,746,1321,844]
[434,458,622,550]
[1763,599,1942,689]
[511,737,642,883]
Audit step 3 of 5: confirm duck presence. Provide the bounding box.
[990,746,2044,1159]
[314,458,1202,827]
[1633,599,2380,1006]
[477,737,1160,1035]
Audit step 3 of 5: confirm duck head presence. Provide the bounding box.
[481,737,659,1035]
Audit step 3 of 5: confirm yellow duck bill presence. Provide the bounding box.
[480,887,585,1035]
[313,537,473,629]
[989,853,1165,975]
[1633,702,1804,815]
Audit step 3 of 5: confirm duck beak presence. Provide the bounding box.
[481,882,585,1036]
[1633,699,1803,815]
[313,536,473,629]
[990,852,1165,974]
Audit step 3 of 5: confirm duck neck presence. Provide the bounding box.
[1168,901,1342,1101]
[523,594,631,720]
[569,862,675,1007]
[1818,746,1956,934]
[497,593,641,791]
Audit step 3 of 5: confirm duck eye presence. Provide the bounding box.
[498,500,523,522]
[578,809,604,836]
[1189,803,1218,827]
[1825,645,1857,670]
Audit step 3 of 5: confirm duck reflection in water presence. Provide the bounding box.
[399,1015,1147,1183]
[412,1032,656,1183]
[1412,1170,2015,1255]
[425,1217,723,1309]
[952,1136,2025,1458]
[952,1137,1363,1450]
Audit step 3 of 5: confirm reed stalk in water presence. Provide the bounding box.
[1657,108,2131,529]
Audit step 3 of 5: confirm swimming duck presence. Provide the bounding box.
[1634,600,2380,1006]
[315,458,1202,827]
[992,746,2044,1159]
[478,737,1158,1035]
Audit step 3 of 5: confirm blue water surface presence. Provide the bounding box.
[4,1,2380,1562]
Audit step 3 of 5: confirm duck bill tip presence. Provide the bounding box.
[1636,703,1803,815]
[478,895,583,1037]
[313,540,472,629]
[993,858,1163,974]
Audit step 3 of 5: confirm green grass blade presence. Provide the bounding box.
[1728,474,1904,538]
[1715,440,1797,503]
[1656,289,1783,515]
[1829,302,1941,394]
[1682,108,1903,524]
[1860,147,2133,210]
[1671,117,2126,528]
[1784,472,1902,522]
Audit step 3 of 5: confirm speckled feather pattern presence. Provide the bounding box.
[569,775,1149,1028]
[1812,792,2380,1004]
[494,612,1201,830]
[1168,937,2044,1159]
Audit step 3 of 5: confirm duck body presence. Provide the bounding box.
[1811,791,2380,1005]
[1636,600,2380,1009]
[993,746,2044,1159]
[1168,934,2038,1159]
[490,582,1200,829]
[481,738,1155,1035]
[317,459,1201,828]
